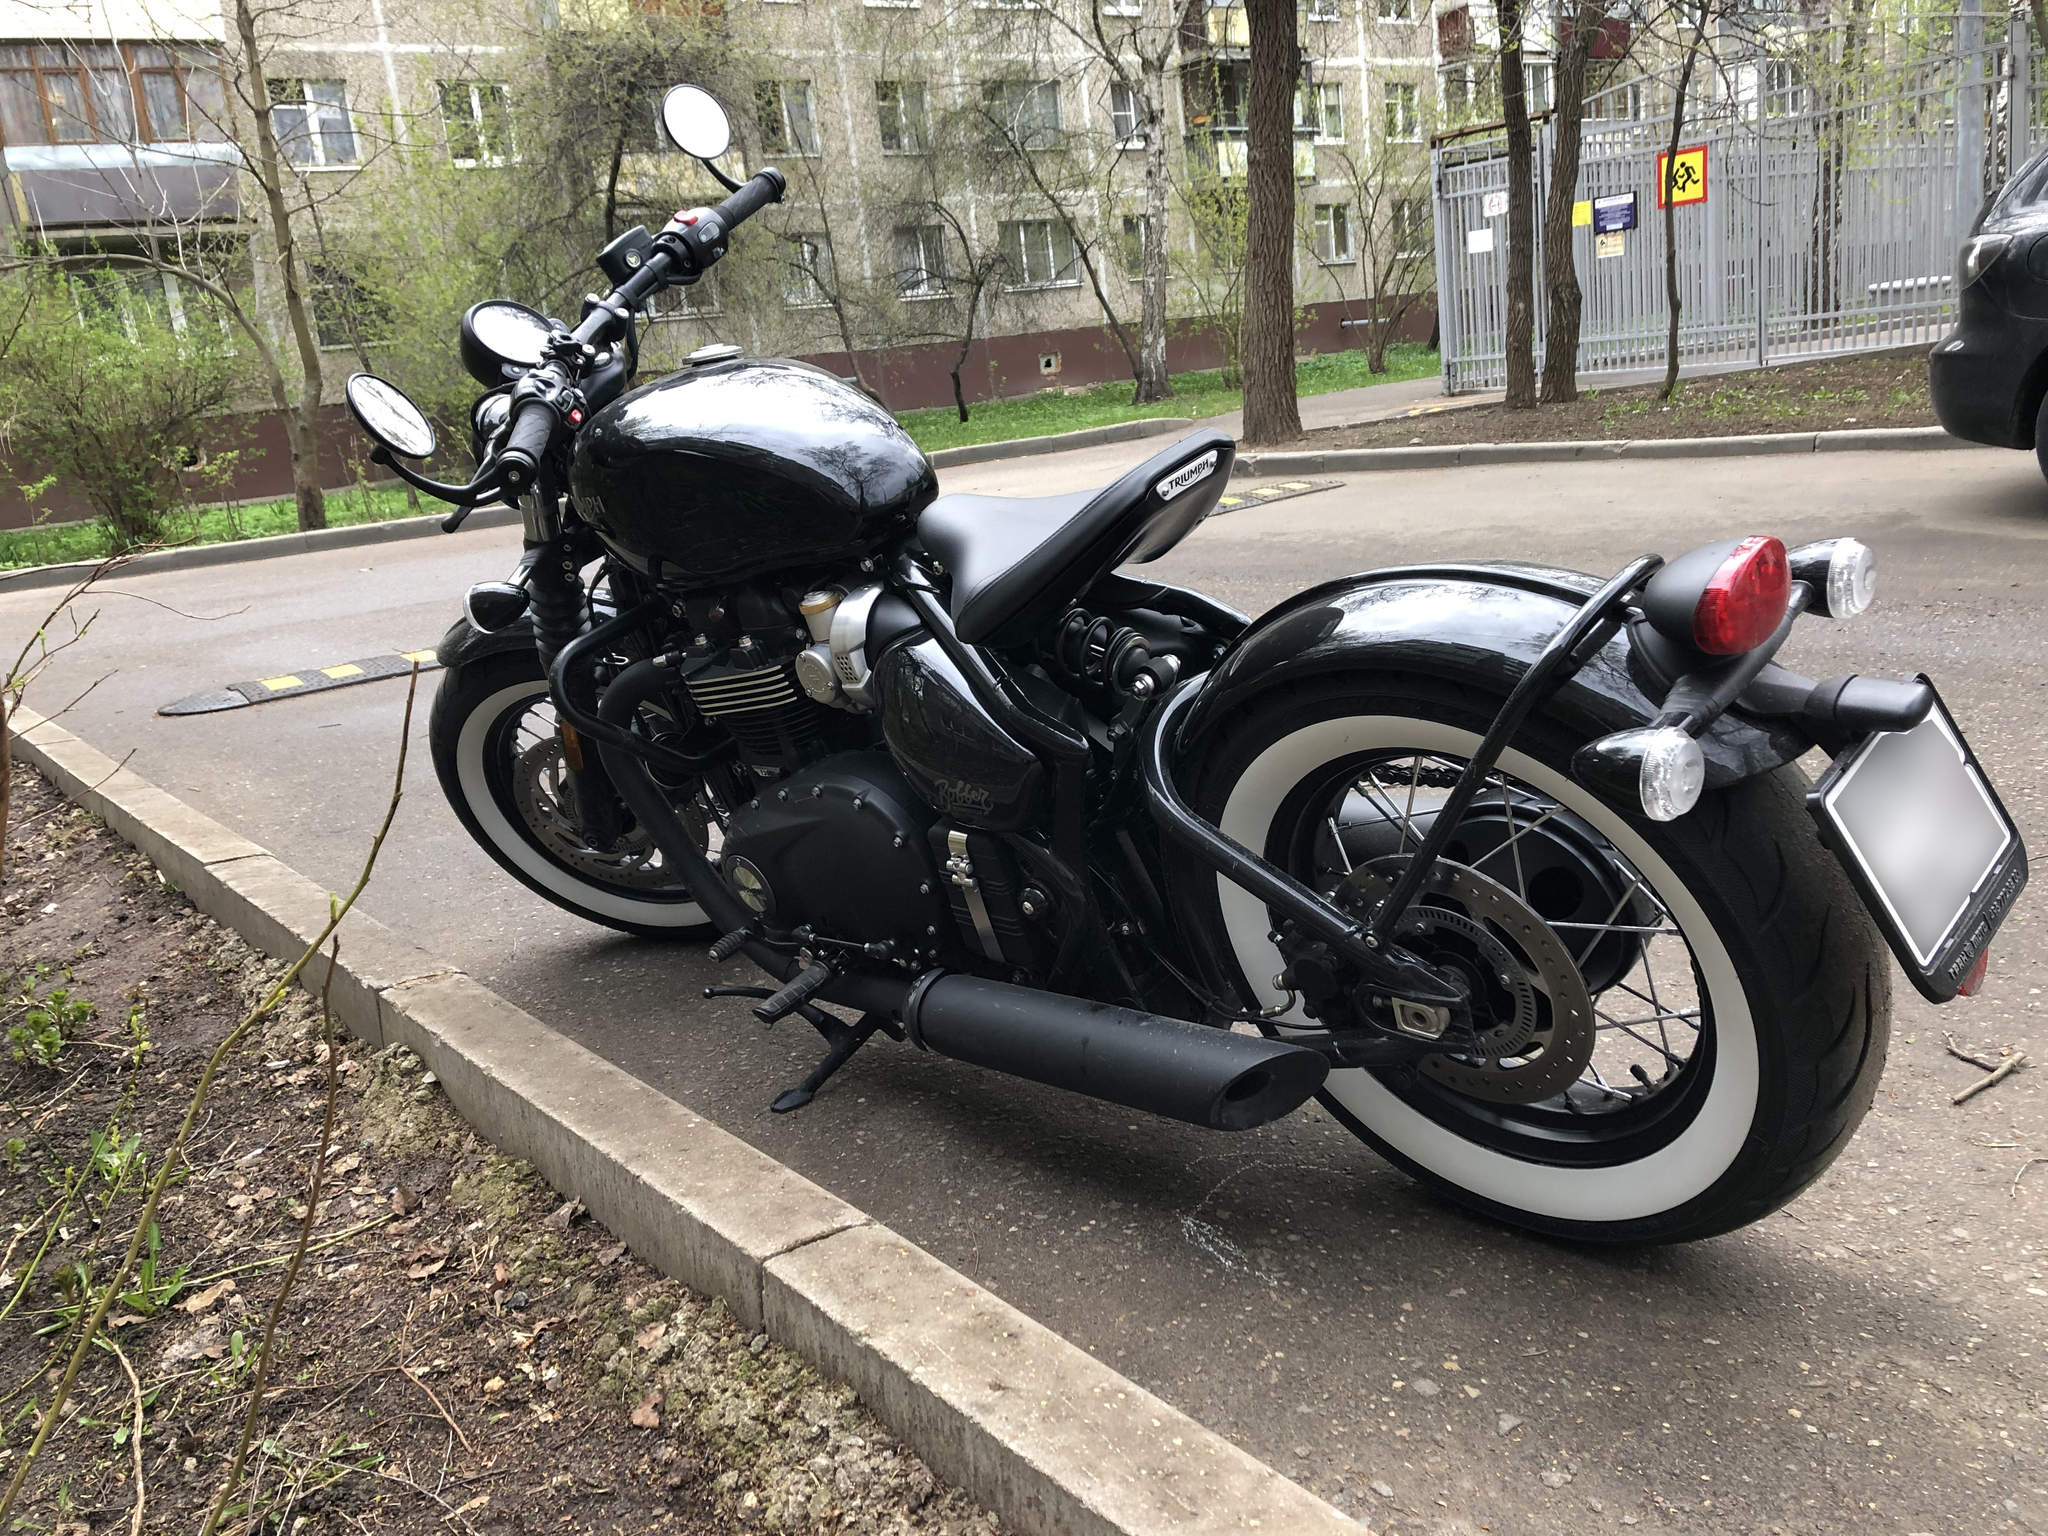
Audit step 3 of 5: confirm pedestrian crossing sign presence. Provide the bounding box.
[1656,145,1708,208]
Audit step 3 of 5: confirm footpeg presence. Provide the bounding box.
[709,927,751,962]
[753,961,833,1024]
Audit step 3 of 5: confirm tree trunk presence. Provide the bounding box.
[1499,0,1537,409]
[1660,7,1705,401]
[233,0,326,531]
[1538,0,1605,403]
[0,688,10,886]
[1134,64,1174,405]
[2033,0,2048,59]
[1241,0,1301,444]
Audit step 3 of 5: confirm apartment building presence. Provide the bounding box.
[0,0,1466,425]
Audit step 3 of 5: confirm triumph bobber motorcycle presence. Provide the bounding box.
[344,85,2026,1244]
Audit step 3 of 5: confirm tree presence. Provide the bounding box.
[1319,130,1436,374]
[1497,0,1537,408]
[1659,0,1709,399]
[1537,0,1612,403]
[1240,0,1301,443]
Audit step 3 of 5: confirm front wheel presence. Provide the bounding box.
[1177,675,1891,1244]
[429,648,717,939]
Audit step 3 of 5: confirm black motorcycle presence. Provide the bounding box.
[344,84,2026,1245]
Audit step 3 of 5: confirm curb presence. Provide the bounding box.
[926,414,1190,468]
[1235,423,1972,476]
[7,705,1353,1536]
[0,505,522,593]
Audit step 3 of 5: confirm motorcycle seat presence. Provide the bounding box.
[917,429,1235,647]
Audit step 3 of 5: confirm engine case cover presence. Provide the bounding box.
[720,752,954,948]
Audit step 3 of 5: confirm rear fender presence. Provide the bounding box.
[1175,561,1810,787]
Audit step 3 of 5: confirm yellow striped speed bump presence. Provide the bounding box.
[1208,478,1342,518]
[158,650,442,716]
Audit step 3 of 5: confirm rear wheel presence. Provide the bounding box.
[429,649,717,938]
[1178,674,1891,1244]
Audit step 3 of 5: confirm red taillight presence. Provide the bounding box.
[1958,948,1991,997]
[1692,535,1791,654]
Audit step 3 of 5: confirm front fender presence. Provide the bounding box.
[1176,561,1809,788]
[435,611,538,670]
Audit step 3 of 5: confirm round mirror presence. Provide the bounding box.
[460,299,553,386]
[661,84,731,160]
[345,373,436,460]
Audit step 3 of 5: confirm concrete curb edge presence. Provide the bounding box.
[1234,423,1973,477]
[6,705,1352,1536]
[0,505,523,594]
[925,414,1190,468]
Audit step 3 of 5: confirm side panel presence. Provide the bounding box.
[1177,562,1810,788]
[875,636,1046,832]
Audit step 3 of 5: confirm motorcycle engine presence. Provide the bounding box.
[718,751,956,956]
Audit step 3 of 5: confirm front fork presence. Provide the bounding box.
[525,495,629,851]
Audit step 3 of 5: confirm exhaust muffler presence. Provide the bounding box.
[901,973,1327,1131]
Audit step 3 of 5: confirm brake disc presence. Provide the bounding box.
[513,735,693,890]
[1343,856,1596,1105]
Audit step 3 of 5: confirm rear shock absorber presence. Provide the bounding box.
[1049,607,1178,699]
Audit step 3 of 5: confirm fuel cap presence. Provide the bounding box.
[686,342,744,366]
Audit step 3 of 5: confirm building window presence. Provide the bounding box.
[1524,60,1552,113]
[893,225,947,296]
[756,80,820,156]
[985,80,1060,148]
[439,80,511,166]
[1297,80,1343,140]
[311,261,378,348]
[1384,79,1419,142]
[270,78,357,168]
[1377,0,1411,18]
[1109,80,1142,147]
[1393,197,1429,258]
[1306,0,1340,19]
[1000,218,1078,288]
[652,273,721,317]
[1312,204,1353,264]
[1118,213,1146,280]
[0,42,225,145]
[784,233,836,307]
[876,80,927,154]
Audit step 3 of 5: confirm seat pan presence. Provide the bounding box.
[917,429,1235,647]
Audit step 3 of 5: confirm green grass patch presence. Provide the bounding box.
[898,345,1440,453]
[0,485,428,571]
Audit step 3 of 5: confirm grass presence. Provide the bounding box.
[897,344,1441,453]
[0,485,428,571]
[0,345,1442,571]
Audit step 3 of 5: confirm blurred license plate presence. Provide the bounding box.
[1809,682,2026,1003]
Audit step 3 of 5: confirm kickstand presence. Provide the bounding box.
[702,987,896,1113]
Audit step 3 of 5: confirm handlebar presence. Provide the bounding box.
[497,396,559,494]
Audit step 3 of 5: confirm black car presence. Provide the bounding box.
[1930,148,2048,477]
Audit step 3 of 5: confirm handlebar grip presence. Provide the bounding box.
[711,169,786,236]
[497,398,557,493]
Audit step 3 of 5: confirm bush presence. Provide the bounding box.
[0,267,242,550]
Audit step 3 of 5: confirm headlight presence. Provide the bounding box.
[1958,232,2011,288]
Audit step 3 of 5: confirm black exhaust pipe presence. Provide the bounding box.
[903,974,1326,1132]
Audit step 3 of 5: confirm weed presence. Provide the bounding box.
[5,976,94,1068]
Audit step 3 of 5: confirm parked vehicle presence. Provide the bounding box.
[346,86,2026,1246]
[1931,146,2048,476]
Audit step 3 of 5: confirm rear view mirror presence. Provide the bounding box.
[345,373,436,461]
[661,85,731,160]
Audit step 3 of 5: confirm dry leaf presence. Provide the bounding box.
[635,1322,666,1351]
[407,1258,448,1281]
[493,1263,511,1285]
[406,1240,451,1264]
[181,1278,236,1314]
[329,1152,361,1177]
[105,1312,148,1330]
[597,1243,626,1267]
[450,1494,490,1518]
[630,1388,663,1429]
[391,1184,422,1215]
[541,1199,584,1233]
[483,1376,506,1395]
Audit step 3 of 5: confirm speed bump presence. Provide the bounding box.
[159,650,441,716]
[1209,478,1342,517]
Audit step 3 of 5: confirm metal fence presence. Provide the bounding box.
[1432,9,2036,394]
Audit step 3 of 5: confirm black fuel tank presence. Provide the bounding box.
[569,357,937,583]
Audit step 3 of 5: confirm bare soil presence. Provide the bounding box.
[1291,348,1937,450]
[0,762,1002,1536]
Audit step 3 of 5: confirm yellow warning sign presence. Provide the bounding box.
[1572,199,1592,227]
[1656,145,1708,208]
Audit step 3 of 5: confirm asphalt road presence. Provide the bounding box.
[5,442,2047,1536]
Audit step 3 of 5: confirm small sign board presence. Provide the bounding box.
[1572,199,1592,227]
[1482,189,1509,218]
[1466,226,1495,255]
[1595,231,1626,259]
[1591,192,1637,234]
[1656,144,1709,207]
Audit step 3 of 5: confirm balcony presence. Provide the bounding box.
[3,141,240,231]
[1183,129,1316,182]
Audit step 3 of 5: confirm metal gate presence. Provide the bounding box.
[1432,7,2034,394]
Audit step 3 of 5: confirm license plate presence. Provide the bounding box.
[1808,679,2027,1003]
